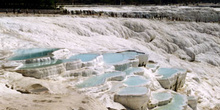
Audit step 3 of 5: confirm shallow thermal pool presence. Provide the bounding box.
[124,67,144,75]
[76,71,125,88]
[117,87,149,95]
[152,92,172,102]
[123,76,150,87]
[157,68,179,78]
[9,48,59,60]
[157,68,187,78]
[103,51,142,65]
[147,63,159,69]
[69,53,99,62]
[153,93,186,110]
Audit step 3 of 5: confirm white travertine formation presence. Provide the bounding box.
[113,58,140,71]
[114,87,151,110]
[156,68,187,91]
[137,54,149,66]
[62,67,95,77]
[63,59,82,71]
[114,62,131,71]
[52,48,72,59]
[82,55,103,67]
[25,57,53,64]
[0,9,219,109]
[176,69,187,89]
[187,96,198,110]
[16,64,66,79]
[128,58,139,67]
[2,61,22,69]
[156,73,178,90]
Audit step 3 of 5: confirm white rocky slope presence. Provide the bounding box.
[0,16,219,109]
[64,5,220,22]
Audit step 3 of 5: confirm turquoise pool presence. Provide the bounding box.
[69,53,99,62]
[117,87,149,95]
[124,67,144,75]
[103,52,141,65]
[76,71,125,88]
[123,76,150,87]
[152,92,172,102]
[9,48,59,60]
[157,68,178,78]
[154,93,186,110]
[157,68,187,79]
[147,64,156,68]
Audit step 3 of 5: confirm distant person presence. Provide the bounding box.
[17,9,21,13]
[13,9,15,14]
[26,9,29,14]
[5,9,8,14]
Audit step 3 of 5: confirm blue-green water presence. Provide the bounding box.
[123,76,150,87]
[157,68,187,79]
[147,64,156,68]
[9,48,59,60]
[76,71,125,88]
[154,93,186,110]
[117,87,148,95]
[69,53,99,62]
[103,52,141,64]
[152,92,172,101]
[124,67,144,75]
[157,68,178,78]
[60,58,78,63]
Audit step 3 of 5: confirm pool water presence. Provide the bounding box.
[9,48,59,60]
[76,71,125,88]
[117,87,149,95]
[69,53,99,62]
[157,68,178,78]
[154,93,186,110]
[152,92,172,102]
[147,64,156,68]
[124,67,144,75]
[157,68,187,79]
[103,52,141,64]
[123,76,150,87]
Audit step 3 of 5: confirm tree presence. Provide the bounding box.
[0,0,57,9]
